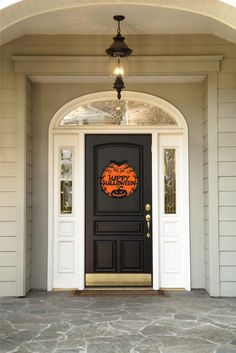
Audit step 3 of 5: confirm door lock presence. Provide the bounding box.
[145,203,151,212]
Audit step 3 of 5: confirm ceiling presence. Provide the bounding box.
[1,0,236,45]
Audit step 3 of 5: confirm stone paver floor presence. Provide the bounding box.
[1,289,236,353]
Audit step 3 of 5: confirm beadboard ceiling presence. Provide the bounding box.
[1,0,236,45]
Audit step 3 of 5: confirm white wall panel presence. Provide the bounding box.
[58,241,74,273]
[58,222,74,237]
[163,222,179,236]
[163,242,180,273]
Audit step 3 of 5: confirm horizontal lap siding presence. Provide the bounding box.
[218,58,236,296]
[203,78,210,293]
[26,78,32,293]
[0,61,18,295]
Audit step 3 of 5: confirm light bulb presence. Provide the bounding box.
[108,57,129,79]
[114,67,124,76]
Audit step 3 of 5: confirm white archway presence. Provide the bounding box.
[48,91,190,291]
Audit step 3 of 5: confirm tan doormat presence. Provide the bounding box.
[72,289,169,297]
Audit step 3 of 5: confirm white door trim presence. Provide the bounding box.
[48,91,190,291]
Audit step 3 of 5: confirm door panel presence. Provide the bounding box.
[85,134,152,285]
[121,240,143,271]
[95,241,116,271]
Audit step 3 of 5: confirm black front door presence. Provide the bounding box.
[85,134,152,286]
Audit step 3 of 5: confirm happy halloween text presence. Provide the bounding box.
[101,175,137,187]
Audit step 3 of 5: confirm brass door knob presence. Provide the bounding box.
[145,203,151,211]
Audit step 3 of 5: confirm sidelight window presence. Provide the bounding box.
[60,148,72,214]
[164,149,176,214]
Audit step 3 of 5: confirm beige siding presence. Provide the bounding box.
[203,77,210,293]
[0,282,16,296]
[218,61,236,296]
[0,163,17,177]
[220,221,236,235]
[0,62,17,294]
[25,78,33,294]
[0,46,31,297]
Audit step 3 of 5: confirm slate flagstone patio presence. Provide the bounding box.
[0,289,236,353]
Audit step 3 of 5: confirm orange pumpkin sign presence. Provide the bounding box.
[100,161,138,198]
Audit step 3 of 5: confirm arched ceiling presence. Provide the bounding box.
[0,0,236,45]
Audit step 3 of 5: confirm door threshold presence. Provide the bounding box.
[85,273,152,287]
[85,287,153,291]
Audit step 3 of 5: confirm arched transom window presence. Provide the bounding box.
[59,100,177,126]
